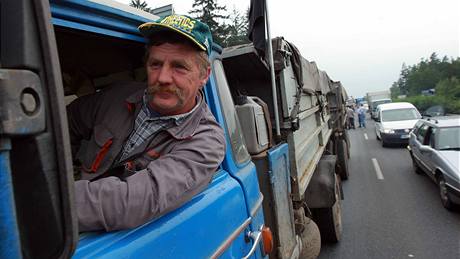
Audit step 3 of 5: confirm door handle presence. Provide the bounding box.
[241,224,273,259]
[241,228,263,259]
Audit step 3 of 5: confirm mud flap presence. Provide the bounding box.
[304,155,337,208]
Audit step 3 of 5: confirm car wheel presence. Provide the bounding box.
[376,130,381,140]
[438,175,454,210]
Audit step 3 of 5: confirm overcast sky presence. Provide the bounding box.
[116,0,459,97]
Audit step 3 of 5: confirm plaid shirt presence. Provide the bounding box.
[118,94,198,162]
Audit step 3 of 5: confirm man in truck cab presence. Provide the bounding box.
[67,14,225,232]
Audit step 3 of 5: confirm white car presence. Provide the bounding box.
[374,102,421,147]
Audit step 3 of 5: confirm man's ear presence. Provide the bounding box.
[200,66,211,87]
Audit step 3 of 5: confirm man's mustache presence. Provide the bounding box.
[146,85,185,104]
[147,85,180,95]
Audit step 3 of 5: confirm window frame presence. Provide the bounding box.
[212,59,251,166]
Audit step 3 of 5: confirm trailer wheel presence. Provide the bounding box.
[299,217,321,259]
[336,139,349,180]
[313,175,343,243]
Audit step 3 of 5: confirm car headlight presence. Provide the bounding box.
[404,128,410,133]
[383,129,395,134]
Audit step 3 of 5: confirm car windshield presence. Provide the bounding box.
[381,108,420,122]
[437,127,460,150]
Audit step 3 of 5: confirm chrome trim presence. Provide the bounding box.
[242,225,264,259]
[210,217,252,259]
[250,194,264,217]
[446,182,460,193]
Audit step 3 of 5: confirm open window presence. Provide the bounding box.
[416,124,429,143]
[422,127,434,146]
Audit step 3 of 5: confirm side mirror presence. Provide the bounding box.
[419,145,432,152]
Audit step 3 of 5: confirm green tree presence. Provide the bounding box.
[392,55,460,114]
[445,57,460,79]
[393,53,459,97]
[390,82,401,99]
[397,63,409,94]
[436,77,460,99]
[223,7,250,47]
[189,0,230,46]
[405,63,442,95]
[129,0,152,13]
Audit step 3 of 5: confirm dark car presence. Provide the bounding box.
[408,116,460,210]
[423,105,446,117]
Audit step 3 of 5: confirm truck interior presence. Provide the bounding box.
[55,27,146,104]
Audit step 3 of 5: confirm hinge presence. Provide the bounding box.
[0,69,44,135]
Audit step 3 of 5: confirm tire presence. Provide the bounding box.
[344,131,351,159]
[299,217,321,259]
[313,175,343,243]
[336,139,350,180]
[381,139,387,147]
[438,175,454,210]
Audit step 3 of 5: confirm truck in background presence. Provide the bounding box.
[366,90,392,119]
[0,0,350,258]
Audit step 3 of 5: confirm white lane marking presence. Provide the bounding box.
[372,158,384,180]
[364,133,368,140]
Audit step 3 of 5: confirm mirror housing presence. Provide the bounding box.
[419,145,432,152]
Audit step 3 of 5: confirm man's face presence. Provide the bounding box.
[145,43,210,116]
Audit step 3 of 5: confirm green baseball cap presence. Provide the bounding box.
[139,14,213,55]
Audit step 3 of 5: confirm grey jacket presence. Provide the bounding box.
[68,82,225,232]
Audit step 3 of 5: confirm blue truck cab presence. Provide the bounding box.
[1,0,268,258]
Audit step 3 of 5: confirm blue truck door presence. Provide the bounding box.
[73,169,253,258]
[0,0,77,258]
[210,59,267,258]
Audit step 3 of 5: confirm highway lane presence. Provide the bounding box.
[319,117,460,259]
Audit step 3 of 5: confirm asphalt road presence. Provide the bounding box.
[319,117,460,259]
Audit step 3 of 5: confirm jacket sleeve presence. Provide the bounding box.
[74,123,226,232]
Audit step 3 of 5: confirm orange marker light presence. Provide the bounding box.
[261,226,273,255]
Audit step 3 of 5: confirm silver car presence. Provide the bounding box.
[408,116,460,210]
